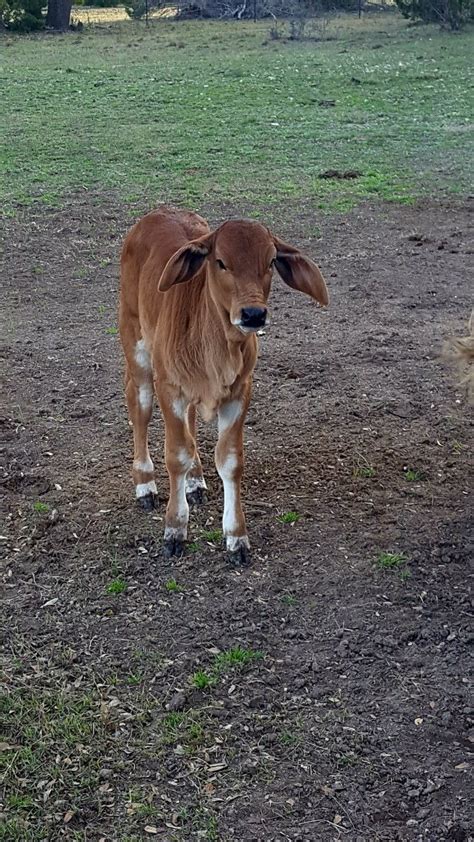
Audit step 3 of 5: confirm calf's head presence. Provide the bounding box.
[158,220,329,333]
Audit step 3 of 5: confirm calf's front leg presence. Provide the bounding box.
[215,389,251,566]
[158,391,195,559]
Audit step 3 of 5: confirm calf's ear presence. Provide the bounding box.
[272,235,329,306]
[158,233,214,292]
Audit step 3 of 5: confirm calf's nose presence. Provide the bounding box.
[240,307,267,328]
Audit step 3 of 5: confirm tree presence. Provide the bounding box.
[46,0,72,29]
[394,0,473,28]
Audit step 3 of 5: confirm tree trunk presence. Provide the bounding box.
[46,0,72,29]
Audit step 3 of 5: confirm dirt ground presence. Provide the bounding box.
[1,196,473,841]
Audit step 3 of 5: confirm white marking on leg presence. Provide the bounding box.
[139,383,153,411]
[172,397,187,421]
[133,456,154,473]
[226,535,250,552]
[135,338,151,371]
[218,400,242,435]
[217,451,238,535]
[185,476,207,494]
[177,447,194,471]
[164,525,187,541]
[136,480,157,499]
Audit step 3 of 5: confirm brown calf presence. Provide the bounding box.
[119,206,329,565]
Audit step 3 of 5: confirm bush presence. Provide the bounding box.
[0,0,44,30]
[394,0,474,28]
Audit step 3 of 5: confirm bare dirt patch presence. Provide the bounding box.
[1,196,473,841]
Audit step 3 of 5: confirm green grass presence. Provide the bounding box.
[106,576,127,594]
[0,687,109,837]
[192,669,215,690]
[278,511,300,524]
[354,464,376,478]
[199,529,223,544]
[403,468,423,482]
[32,501,49,514]
[281,593,297,606]
[191,647,263,691]
[1,14,473,215]
[165,577,183,593]
[375,551,408,570]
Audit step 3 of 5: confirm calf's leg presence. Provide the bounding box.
[158,391,196,558]
[123,337,157,511]
[185,404,207,505]
[215,390,251,566]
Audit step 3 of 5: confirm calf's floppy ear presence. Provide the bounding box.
[272,235,329,306]
[158,232,214,292]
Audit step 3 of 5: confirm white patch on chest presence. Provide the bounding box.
[218,400,242,434]
[135,338,151,371]
[139,383,153,410]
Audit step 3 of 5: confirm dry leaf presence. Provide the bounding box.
[334,814,343,825]
[144,826,158,835]
[63,810,74,823]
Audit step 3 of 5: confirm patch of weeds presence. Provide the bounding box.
[107,577,127,595]
[199,529,222,544]
[373,551,411,583]
[192,670,215,690]
[354,464,376,478]
[279,729,302,746]
[1,687,111,838]
[337,751,358,767]
[165,578,183,593]
[161,711,206,753]
[281,593,297,607]
[125,787,160,819]
[126,673,142,686]
[187,541,200,553]
[106,326,118,336]
[212,647,263,673]
[191,646,264,693]
[277,511,300,525]
[98,304,106,316]
[32,501,49,514]
[403,468,423,482]
[375,552,408,571]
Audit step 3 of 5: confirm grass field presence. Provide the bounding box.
[1,11,473,214]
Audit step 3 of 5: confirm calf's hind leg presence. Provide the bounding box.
[185,404,207,506]
[123,339,157,510]
[159,390,196,558]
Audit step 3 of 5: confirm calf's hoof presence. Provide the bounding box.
[227,538,251,568]
[137,492,156,512]
[163,537,185,559]
[186,486,207,507]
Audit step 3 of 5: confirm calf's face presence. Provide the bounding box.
[158,219,329,331]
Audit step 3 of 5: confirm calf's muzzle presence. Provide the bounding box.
[240,307,267,329]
